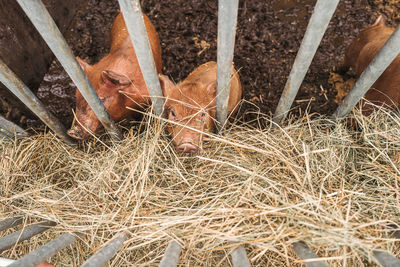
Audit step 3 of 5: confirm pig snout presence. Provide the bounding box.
[67,126,88,140]
[177,138,199,155]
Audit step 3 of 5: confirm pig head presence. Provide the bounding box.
[342,15,400,115]
[159,61,242,155]
[68,12,162,140]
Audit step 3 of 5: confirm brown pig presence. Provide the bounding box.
[159,61,242,155]
[342,15,400,115]
[67,12,162,139]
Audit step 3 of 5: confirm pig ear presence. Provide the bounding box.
[371,15,385,27]
[159,74,175,96]
[206,81,217,97]
[101,70,132,90]
[76,57,91,72]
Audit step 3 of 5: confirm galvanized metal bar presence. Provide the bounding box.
[117,0,164,116]
[81,232,129,267]
[333,24,400,118]
[231,245,251,267]
[158,240,181,267]
[216,0,239,127]
[0,221,56,253]
[8,232,82,267]
[392,229,400,239]
[0,116,28,139]
[0,59,73,144]
[292,241,329,267]
[373,250,400,267]
[16,0,121,141]
[0,217,24,232]
[273,0,340,124]
[0,257,15,267]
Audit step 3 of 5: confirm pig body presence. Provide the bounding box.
[68,12,162,139]
[342,16,400,115]
[159,61,242,154]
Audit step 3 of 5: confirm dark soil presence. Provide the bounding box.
[7,0,400,130]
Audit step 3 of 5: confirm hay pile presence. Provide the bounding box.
[1,109,399,266]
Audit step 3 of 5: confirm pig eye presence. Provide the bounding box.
[169,109,176,120]
[200,111,206,120]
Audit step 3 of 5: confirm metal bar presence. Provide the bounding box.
[0,221,56,253]
[0,217,24,232]
[292,241,329,267]
[333,25,400,118]
[0,116,28,139]
[0,59,73,144]
[8,232,82,267]
[81,232,129,267]
[373,250,400,267]
[158,240,181,267]
[16,0,121,141]
[216,0,239,127]
[273,0,340,124]
[231,245,251,267]
[117,0,164,116]
[0,257,15,267]
[392,229,400,239]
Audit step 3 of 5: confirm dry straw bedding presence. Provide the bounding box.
[0,110,399,266]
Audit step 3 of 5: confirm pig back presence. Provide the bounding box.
[355,27,400,113]
[109,12,162,73]
[186,61,242,114]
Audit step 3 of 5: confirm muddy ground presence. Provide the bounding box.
[4,0,399,130]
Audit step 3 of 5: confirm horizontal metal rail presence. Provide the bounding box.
[273,0,340,124]
[8,232,82,267]
[231,245,251,267]
[16,0,121,141]
[0,217,24,232]
[0,221,56,253]
[216,0,239,127]
[373,250,400,267]
[333,24,400,118]
[158,240,181,267]
[117,0,164,117]
[81,232,129,267]
[0,59,73,144]
[0,116,28,139]
[292,241,329,267]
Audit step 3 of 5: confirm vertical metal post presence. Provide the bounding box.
[0,59,73,144]
[0,217,24,232]
[16,0,122,141]
[334,25,400,118]
[0,257,15,266]
[231,245,251,267]
[81,232,129,267]
[8,233,82,267]
[292,241,328,267]
[0,116,28,139]
[273,0,340,124]
[0,221,56,253]
[117,0,165,117]
[216,0,239,127]
[373,250,400,266]
[158,240,181,267]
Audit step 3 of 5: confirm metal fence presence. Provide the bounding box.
[1,0,400,266]
[1,216,399,266]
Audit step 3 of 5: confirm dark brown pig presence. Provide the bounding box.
[68,12,162,139]
[159,61,242,155]
[342,15,400,115]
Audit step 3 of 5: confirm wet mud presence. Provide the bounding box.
[4,0,398,130]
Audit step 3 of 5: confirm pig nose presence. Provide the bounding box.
[67,127,86,140]
[177,140,198,155]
